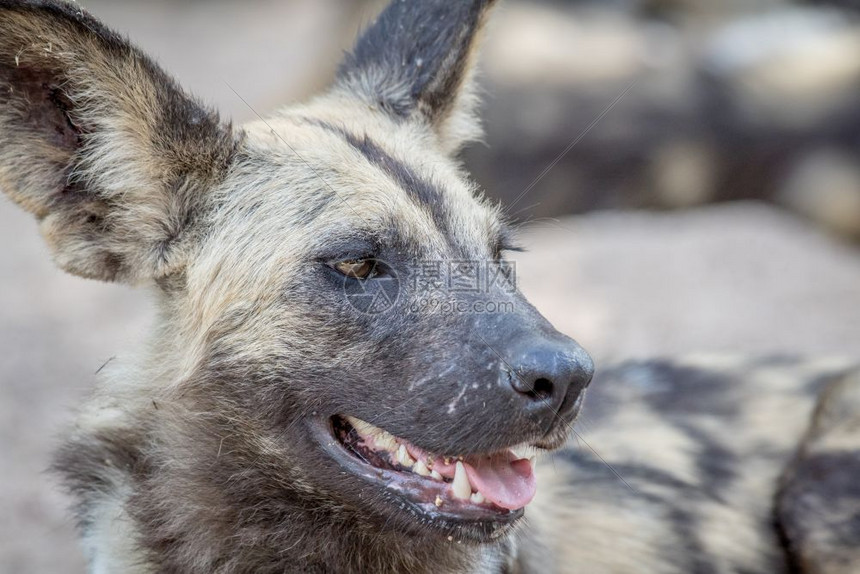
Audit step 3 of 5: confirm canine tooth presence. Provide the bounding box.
[435,495,443,508]
[413,460,430,476]
[430,470,443,481]
[397,445,415,467]
[470,492,485,504]
[452,462,471,500]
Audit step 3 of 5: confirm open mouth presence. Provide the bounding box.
[312,415,538,535]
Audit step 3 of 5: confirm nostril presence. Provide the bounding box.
[524,377,554,402]
[503,338,593,413]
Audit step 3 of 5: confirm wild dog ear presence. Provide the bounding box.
[0,1,234,284]
[335,0,498,155]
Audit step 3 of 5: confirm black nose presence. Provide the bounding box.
[505,338,594,419]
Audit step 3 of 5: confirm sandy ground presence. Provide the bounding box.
[2,198,859,572]
[517,203,860,363]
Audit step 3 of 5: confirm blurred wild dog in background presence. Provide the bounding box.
[0,0,858,572]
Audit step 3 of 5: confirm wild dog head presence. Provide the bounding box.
[0,0,593,567]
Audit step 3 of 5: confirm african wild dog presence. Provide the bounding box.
[1,1,859,573]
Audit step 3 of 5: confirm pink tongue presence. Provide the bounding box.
[464,452,536,510]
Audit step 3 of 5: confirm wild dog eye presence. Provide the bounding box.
[333,259,377,280]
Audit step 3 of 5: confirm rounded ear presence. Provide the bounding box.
[335,0,499,155]
[0,0,235,283]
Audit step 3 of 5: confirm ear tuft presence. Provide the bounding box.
[0,0,235,283]
[336,0,498,154]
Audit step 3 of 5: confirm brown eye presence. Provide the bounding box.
[334,259,375,279]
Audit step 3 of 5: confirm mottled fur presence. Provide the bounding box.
[1,1,860,573]
[525,356,860,574]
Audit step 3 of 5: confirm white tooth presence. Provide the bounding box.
[346,416,373,435]
[512,445,530,460]
[529,456,536,470]
[452,461,472,500]
[431,470,443,481]
[397,445,415,468]
[376,432,398,452]
[346,417,400,451]
[470,491,485,504]
[435,495,443,508]
[413,460,430,476]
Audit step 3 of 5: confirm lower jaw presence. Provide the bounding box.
[306,416,524,542]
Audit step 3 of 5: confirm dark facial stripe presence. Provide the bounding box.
[305,119,451,236]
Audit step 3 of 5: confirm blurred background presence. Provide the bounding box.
[2,0,860,571]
